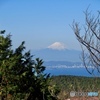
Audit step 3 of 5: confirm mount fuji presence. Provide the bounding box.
[32,48,81,62]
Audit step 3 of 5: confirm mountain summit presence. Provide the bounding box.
[47,42,67,50]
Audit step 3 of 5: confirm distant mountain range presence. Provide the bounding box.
[32,48,95,76]
[32,48,82,62]
[43,61,81,66]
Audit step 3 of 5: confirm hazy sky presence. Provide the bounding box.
[0,0,100,51]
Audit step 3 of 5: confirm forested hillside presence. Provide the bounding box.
[50,75,100,99]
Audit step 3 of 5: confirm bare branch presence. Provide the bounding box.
[72,9,100,75]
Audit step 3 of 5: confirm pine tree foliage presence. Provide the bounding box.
[0,31,57,100]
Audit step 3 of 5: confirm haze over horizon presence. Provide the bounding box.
[0,0,99,51]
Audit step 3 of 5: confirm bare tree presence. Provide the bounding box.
[72,9,100,75]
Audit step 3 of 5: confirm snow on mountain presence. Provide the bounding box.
[47,42,67,50]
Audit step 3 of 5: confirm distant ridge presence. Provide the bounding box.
[44,61,81,66]
[32,48,82,62]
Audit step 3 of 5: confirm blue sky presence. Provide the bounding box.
[0,0,100,51]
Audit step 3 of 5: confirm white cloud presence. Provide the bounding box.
[47,42,67,50]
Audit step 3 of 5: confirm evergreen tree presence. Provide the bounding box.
[0,31,57,100]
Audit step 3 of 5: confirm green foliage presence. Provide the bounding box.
[51,75,100,99]
[0,31,57,100]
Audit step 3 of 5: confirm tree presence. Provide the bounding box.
[0,31,57,100]
[72,9,100,75]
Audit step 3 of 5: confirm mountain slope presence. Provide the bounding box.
[32,48,81,62]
